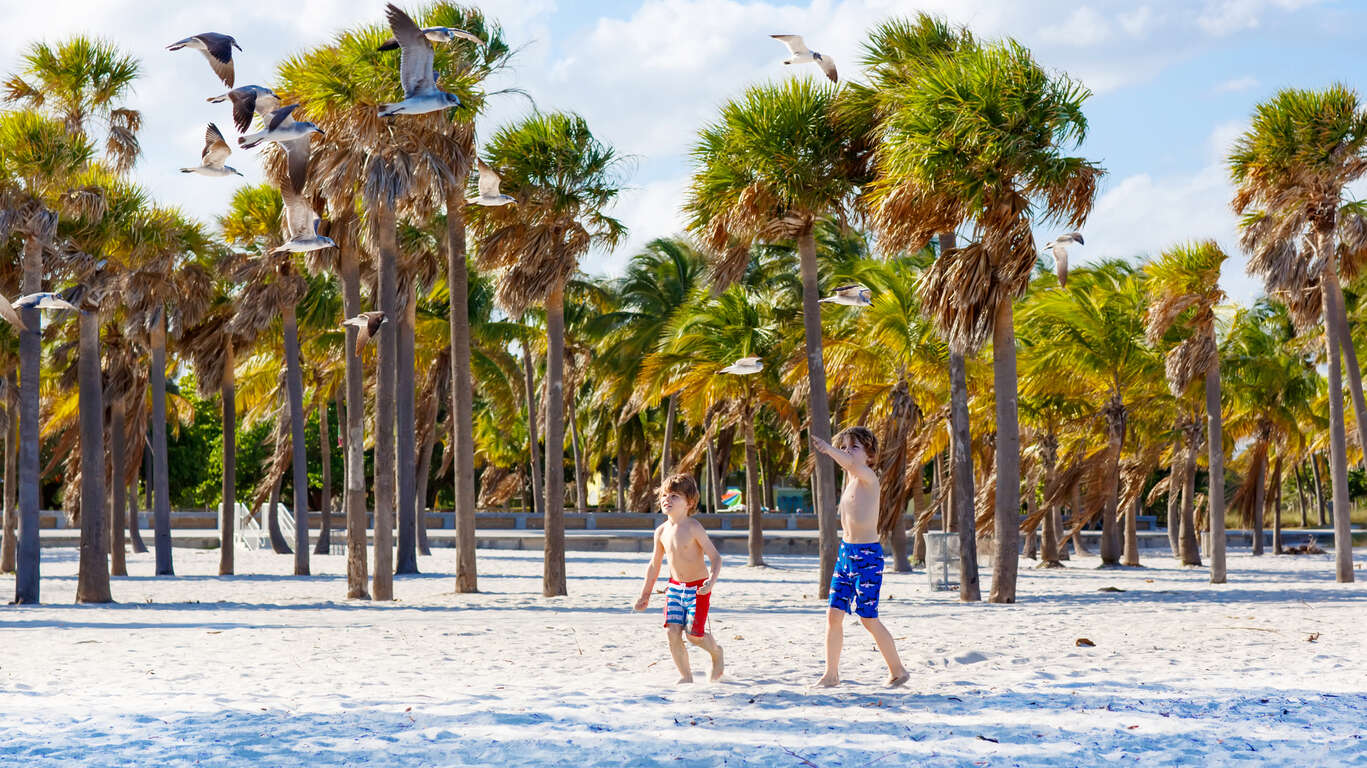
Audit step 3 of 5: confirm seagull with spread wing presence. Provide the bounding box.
[1043,232,1085,288]
[342,311,388,356]
[467,160,515,206]
[377,3,463,117]
[167,33,242,88]
[378,25,482,51]
[719,357,763,376]
[272,189,335,255]
[208,85,281,134]
[238,105,323,194]
[181,123,242,177]
[771,34,838,82]
[819,284,872,307]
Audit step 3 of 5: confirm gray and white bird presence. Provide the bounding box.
[342,311,388,355]
[771,34,837,83]
[378,25,483,51]
[467,160,515,206]
[1043,232,1084,288]
[238,105,323,194]
[378,3,463,118]
[208,85,281,134]
[14,293,78,312]
[0,293,21,329]
[819,284,871,307]
[272,189,335,255]
[167,33,241,88]
[719,356,763,375]
[181,123,242,177]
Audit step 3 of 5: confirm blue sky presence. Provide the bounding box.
[3,0,1365,304]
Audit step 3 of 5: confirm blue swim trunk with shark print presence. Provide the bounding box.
[828,541,884,618]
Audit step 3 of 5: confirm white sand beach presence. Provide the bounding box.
[2,546,1364,766]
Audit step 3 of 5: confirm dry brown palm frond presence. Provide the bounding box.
[1163,334,1218,397]
[477,466,524,508]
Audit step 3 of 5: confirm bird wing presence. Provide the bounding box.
[196,34,237,88]
[282,136,312,195]
[227,89,258,133]
[202,123,231,166]
[832,284,861,293]
[814,53,838,83]
[281,188,315,241]
[387,3,436,97]
[476,160,503,197]
[771,34,807,55]
[449,28,484,45]
[0,294,20,329]
[268,104,301,131]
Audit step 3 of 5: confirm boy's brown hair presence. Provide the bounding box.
[659,473,701,515]
[834,426,877,468]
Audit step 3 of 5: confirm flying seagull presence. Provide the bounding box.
[342,311,388,356]
[181,123,242,177]
[14,293,78,312]
[272,188,335,255]
[467,160,515,206]
[167,33,241,88]
[0,294,21,328]
[238,104,323,194]
[819,284,872,307]
[719,356,763,376]
[208,85,281,134]
[771,35,838,83]
[1043,232,1084,288]
[378,3,463,117]
[378,25,483,51]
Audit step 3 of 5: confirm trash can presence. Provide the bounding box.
[924,531,960,591]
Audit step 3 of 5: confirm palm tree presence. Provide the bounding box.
[1144,241,1231,575]
[683,77,855,595]
[866,39,1103,600]
[468,111,627,597]
[1019,262,1161,568]
[645,285,798,566]
[0,111,94,602]
[1230,85,1367,582]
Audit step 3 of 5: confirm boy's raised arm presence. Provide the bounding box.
[812,436,878,486]
[634,527,665,611]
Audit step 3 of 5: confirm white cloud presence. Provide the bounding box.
[1215,75,1261,92]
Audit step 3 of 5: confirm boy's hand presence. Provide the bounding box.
[811,436,835,457]
[698,579,714,596]
[633,594,650,611]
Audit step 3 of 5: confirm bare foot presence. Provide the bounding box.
[886,671,910,688]
[676,675,694,685]
[709,646,724,682]
[813,674,839,688]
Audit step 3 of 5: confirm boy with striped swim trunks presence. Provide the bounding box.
[634,474,725,683]
[812,427,910,689]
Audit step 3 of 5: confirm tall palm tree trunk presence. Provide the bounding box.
[1122,495,1141,567]
[129,457,147,554]
[796,228,838,597]
[989,299,1022,601]
[219,348,235,575]
[282,302,310,576]
[1251,449,1268,557]
[570,397,587,514]
[396,286,419,575]
[743,402,765,567]
[616,428,628,514]
[76,310,110,603]
[414,404,436,557]
[314,395,332,557]
[108,398,127,577]
[660,394,677,478]
[1322,269,1354,582]
[339,243,368,599]
[543,282,568,597]
[372,207,399,600]
[522,341,544,519]
[1294,463,1308,528]
[267,472,290,554]
[1179,424,1202,566]
[1311,454,1327,526]
[15,235,43,602]
[1166,437,1181,559]
[2,374,17,574]
[446,194,477,590]
[1271,456,1283,553]
[949,349,981,602]
[1099,397,1124,567]
[150,308,174,577]
[1326,275,1367,465]
[1205,364,1228,583]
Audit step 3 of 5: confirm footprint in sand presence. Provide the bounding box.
[953,651,990,665]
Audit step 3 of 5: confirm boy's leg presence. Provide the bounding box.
[815,607,844,687]
[684,632,725,681]
[858,617,909,687]
[666,625,693,683]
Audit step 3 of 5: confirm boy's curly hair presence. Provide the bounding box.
[659,473,700,515]
[834,426,877,468]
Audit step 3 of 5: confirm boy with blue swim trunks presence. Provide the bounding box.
[812,427,910,689]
